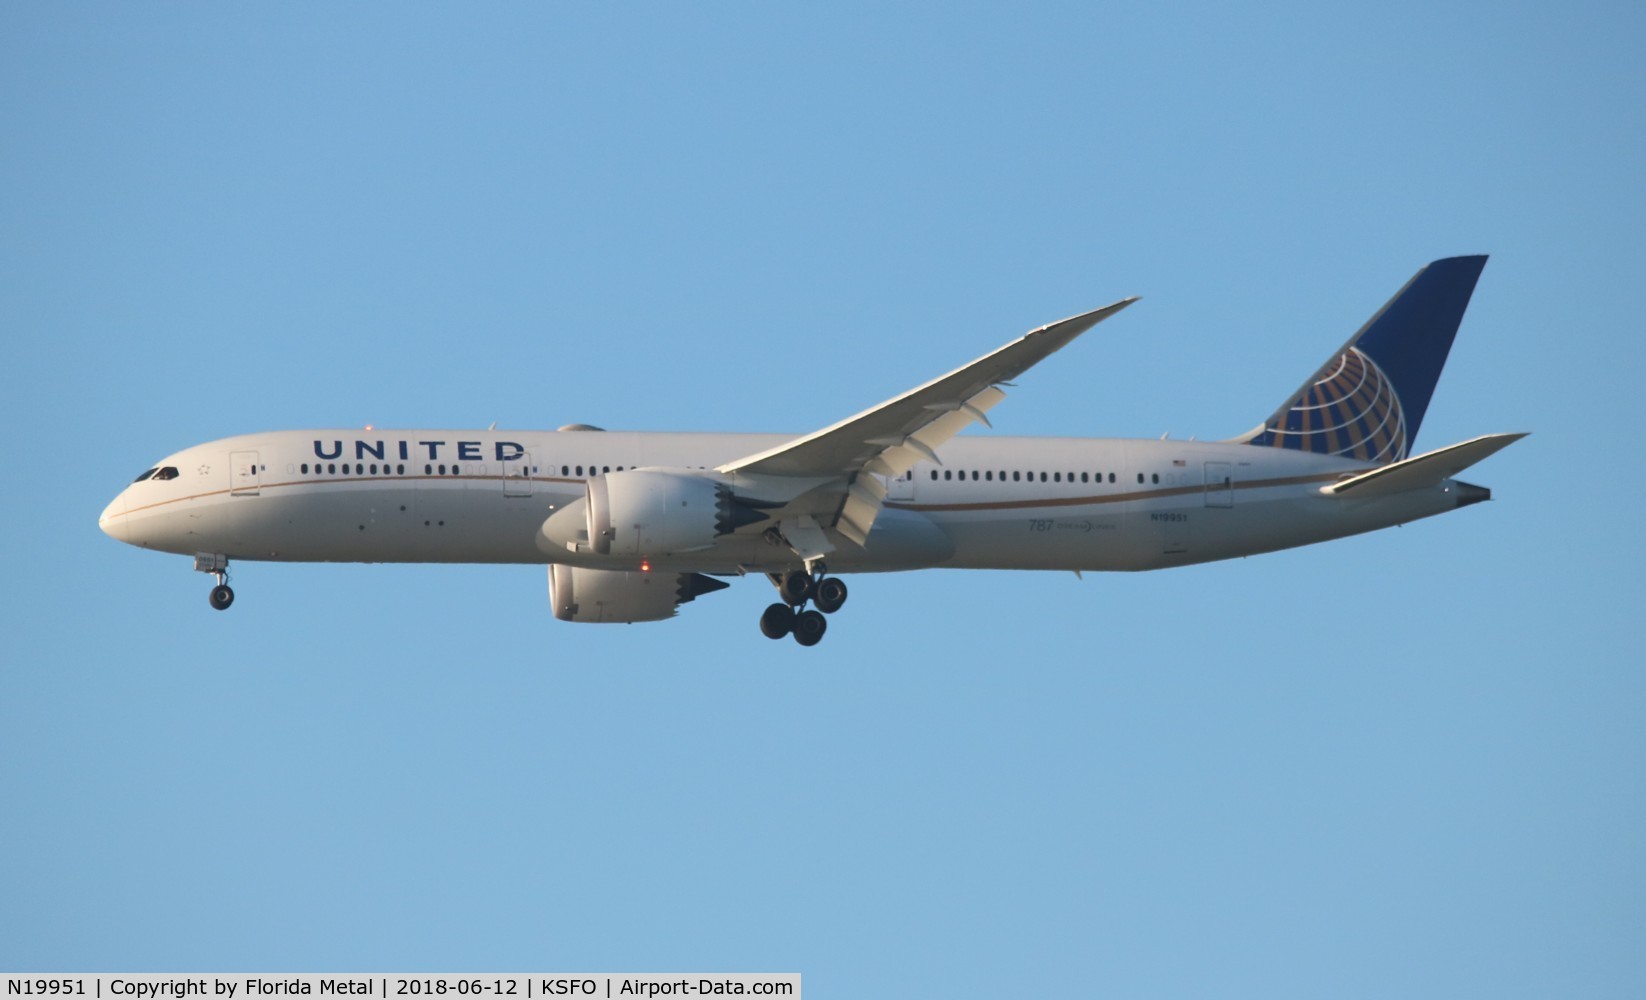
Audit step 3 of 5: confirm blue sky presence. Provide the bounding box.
[3,2,1642,995]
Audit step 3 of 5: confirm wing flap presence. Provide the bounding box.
[862,386,1006,478]
[837,476,885,547]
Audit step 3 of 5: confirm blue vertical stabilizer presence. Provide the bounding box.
[1239,256,1487,462]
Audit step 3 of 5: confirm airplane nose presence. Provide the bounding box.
[99,493,128,542]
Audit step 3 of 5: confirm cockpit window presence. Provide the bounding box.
[151,467,180,481]
[133,468,158,483]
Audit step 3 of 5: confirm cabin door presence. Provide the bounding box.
[884,470,916,502]
[1204,462,1234,508]
[230,451,261,496]
[504,452,534,497]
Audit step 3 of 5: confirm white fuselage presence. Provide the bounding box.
[98,428,1471,575]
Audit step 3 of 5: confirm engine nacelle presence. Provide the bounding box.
[537,470,771,558]
[588,470,715,556]
[549,564,729,623]
[583,469,769,557]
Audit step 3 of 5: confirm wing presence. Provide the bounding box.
[719,297,1139,546]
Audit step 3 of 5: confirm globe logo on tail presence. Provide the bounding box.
[1253,348,1408,462]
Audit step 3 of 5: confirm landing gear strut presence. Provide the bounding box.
[759,566,848,646]
[196,553,234,611]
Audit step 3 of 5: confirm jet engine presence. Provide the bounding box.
[549,564,730,623]
[541,469,770,558]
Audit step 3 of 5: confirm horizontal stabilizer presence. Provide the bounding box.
[1321,432,1527,498]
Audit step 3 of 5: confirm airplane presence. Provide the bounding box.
[99,256,1524,646]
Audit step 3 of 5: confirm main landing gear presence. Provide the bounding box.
[196,553,234,611]
[759,567,849,647]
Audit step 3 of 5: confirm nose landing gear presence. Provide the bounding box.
[195,553,234,611]
[759,566,848,646]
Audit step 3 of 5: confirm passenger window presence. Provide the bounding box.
[985,471,993,481]
[425,464,432,475]
[931,470,938,481]
[1054,472,1061,482]
[943,470,952,481]
[1152,473,1160,484]
[370,464,378,474]
[1137,473,1144,484]
[1039,472,1047,482]
[1013,471,1021,482]
[439,464,447,475]
[1080,472,1088,483]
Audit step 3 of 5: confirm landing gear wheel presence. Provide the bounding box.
[792,609,827,646]
[814,577,848,614]
[209,584,235,611]
[759,603,795,639]
[779,570,814,606]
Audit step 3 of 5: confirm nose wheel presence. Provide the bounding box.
[759,568,848,645]
[195,553,235,611]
